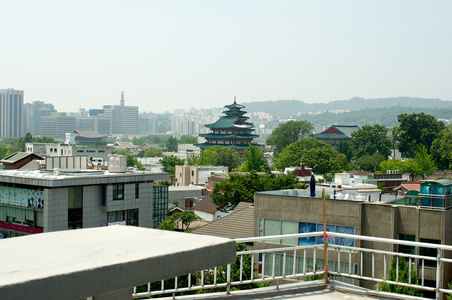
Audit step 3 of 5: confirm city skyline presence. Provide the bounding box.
[1,1,452,113]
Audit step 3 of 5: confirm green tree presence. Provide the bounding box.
[19,132,34,151]
[211,172,304,212]
[33,136,58,143]
[198,146,240,171]
[431,125,452,170]
[238,144,269,172]
[379,159,406,173]
[337,140,352,163]
[349,125,391,159]
[412,144,437,179]
[180,135,198,144]
[268,120,313,155]
[393,113,445,158]
[138,147,162,157]
[273,137,325,170]
[161,155,185,177]
[205,243,267,291]
[302,146,348,178]
[379,256,422,297]
[186,153,200,165]
[126,155,146,171]
[165,136,179,152]
[354,153,386,172]
[158,211,201,232]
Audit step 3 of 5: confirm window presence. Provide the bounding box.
[113,183,124,200]
[135,183,139,199]
[398,234,415,255]
[420,238,441,267]
[68,187,83,229]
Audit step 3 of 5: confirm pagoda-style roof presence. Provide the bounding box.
[195,143,259,149]
[198,98,257,151]
[199,133,259,139]
[205,117,254,130]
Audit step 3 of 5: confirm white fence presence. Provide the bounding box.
[133,232,452,300]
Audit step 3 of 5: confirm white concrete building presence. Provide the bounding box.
[174,165,228,186]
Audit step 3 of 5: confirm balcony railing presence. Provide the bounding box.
[133,232,452,300]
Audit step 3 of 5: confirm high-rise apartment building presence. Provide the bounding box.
[0,88,24,138]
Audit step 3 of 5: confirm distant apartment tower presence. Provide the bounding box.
[23,101,56,136]
[171,115,195,136]
[103,92,138,135]
[139,112,157,135]
[0,88,24,138]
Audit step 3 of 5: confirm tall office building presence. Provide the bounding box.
[103,92,139,135]
[0,88,24,138]
[23,101,56,136]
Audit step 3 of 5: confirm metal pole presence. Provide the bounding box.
[323,188,328,284]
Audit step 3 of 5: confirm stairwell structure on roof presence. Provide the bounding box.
[196,97,258,152]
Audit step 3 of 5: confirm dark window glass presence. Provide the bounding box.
[68,187,83,229]
[398,234,415,255]
[135,183,139,199]
[113,183,124,200]
[420,238,441,267]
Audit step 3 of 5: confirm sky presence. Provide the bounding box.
[1,1,452,113]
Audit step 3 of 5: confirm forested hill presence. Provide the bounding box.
[240,97,452,118]
[296,106,452,127]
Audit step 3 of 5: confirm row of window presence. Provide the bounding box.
[112,183,140,200]
[398,234,441,267]
[76,149,106,153]
[258,219,356,247]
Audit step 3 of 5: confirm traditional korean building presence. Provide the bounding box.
[313,124,359,146]
[196,98,258,151]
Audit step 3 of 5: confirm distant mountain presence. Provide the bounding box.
[240,97,452,118]
[295,106,452,127]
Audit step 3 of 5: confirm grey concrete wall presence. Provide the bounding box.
[44,188,69,232]
[255,192,451,290]
[105,182,154,228]
[83,185,107,228]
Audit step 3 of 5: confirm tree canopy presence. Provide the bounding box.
[165,136,179,152]
[379,256,422,297]
[197,146,240,171]
[211,172,304,212]
[137,147,163,157]
[273,137,323,170]
[393,112,445,158]
[273,137,347,178]
[349,125,391,159]
[431,125,452,169]
[267,120,313,155]
[161,155,185,177]
[238,144,269,172]
[158,211,201,232]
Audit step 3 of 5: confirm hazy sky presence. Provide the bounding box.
[1,1,451,113]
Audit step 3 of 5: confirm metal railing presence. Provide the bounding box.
[132,232,452,299]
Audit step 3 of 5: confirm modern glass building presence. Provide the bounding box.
[153,185,169,228]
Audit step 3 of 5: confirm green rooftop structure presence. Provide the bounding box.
[313,124,359,147]
[196,97,258,151]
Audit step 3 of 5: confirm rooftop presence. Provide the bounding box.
[0,169,170,187]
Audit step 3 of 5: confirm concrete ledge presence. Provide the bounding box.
[0,226,236,300]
